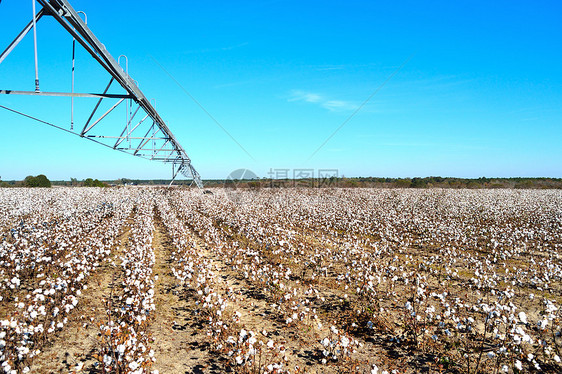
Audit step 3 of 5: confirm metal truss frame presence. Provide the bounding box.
[0,0,203,188]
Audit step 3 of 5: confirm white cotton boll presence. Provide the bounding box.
[239,329,247,340]
[321,338,330,347]
[515,360,522,370]
[518,312,527,324]
[128,361,139,370]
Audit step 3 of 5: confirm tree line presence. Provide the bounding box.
[2,176,561,189]
[0,176,107,188]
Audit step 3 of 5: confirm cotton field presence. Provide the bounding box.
[0,187,561,373]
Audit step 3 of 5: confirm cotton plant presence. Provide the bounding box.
[0,189,135,373]
[96,199,157,374]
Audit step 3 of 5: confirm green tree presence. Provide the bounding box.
[23,176,38,187]
[24,175,51,188]
[83,178,106,187]
[411,177,426,188]
[395,179,412,188]
[35,175,51,187]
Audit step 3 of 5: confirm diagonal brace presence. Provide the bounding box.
[81,98,124,136]
[81,78,114,136]
[0,8,45,64]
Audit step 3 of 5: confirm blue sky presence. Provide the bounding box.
[1,0,561,180]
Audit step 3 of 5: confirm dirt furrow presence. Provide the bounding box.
[30,219,133,373]
[149,215,226,373]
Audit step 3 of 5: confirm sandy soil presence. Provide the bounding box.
[149,216,228,373]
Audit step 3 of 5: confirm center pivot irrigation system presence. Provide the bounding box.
[0,0,203,188]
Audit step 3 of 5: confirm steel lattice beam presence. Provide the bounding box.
[0,0,203,188]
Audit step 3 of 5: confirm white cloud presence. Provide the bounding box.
[289,90,322,104]
[322,100,357,111]
[289,90,357,112]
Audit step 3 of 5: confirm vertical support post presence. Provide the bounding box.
[31,0,40,92]
[150,100,157,158]
[71,39,76,129]
[118,55,129,146]
[169,163,175,187]
[71,12,87,131]
[152,122,156,157]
